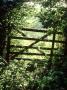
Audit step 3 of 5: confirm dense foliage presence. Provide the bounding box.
[0,0,67,90]
[0,50,67,90]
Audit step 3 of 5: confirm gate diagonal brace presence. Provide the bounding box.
[13,29,44,54]
[10,31,52,60]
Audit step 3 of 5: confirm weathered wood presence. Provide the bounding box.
[6,28,65,61]
[22,28,63,34]
[10,52,64,56]
[10,36,65,43]
[14,58,47,62]
[10,45,59,50]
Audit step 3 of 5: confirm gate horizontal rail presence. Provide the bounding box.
[14,58,47,62]
[10,52,64,56]
[10,36,65,43]
[10,45,59,50]
[22,28,63,34]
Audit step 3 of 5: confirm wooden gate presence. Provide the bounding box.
[6,28,65,62]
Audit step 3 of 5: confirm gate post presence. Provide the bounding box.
[6,33,10,62]
[5,24,11,62]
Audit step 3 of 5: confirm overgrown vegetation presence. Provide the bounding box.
[0,0,67,90]
[0,50,67,90]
